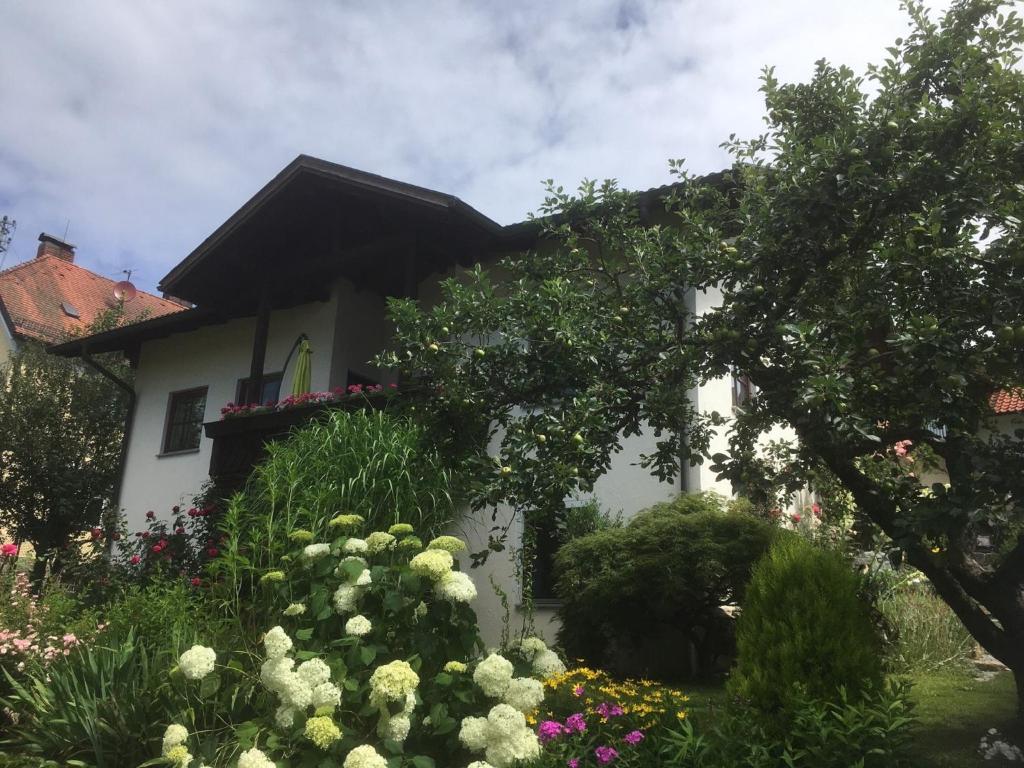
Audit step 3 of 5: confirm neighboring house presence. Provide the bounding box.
[46,156,785,641]
[0,232,185,553]
[0,232,184,355]
[991,389,1024,433]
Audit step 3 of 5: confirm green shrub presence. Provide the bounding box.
[145,522,558,767]
[879,579,974,672]
[730,535,883,713]
[554,493,775,679]
[656,682,917,767]
[0,633,182,767]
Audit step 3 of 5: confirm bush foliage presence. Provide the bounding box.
[730,536,883,712]
[554,494,775,678]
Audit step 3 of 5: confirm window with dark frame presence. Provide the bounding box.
[235,372,283,405]
[162,387,208,454]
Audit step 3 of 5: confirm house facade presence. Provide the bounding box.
[50,156,784,642]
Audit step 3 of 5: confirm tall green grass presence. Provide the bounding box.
[212,409,460,632]
[879,581,974,672]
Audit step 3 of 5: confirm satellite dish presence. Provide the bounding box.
[113,280,137,303]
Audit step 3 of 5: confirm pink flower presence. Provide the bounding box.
[190,577,202,587]
[90,527,103,539]
[175,527,186,535]
[130,555,141,565]
[565,713,587,733]
[206,547,219,557]
[811,502,822,518]
[623,730,645,746]
[568,760,580,768]
[791,513,802,524]
[595,746,619,765]
[573,685,585,697]
[595,702,624,720]
[538,720,566,744]
[893,440,913,457]
[1,544,18,557]
[146,510,155,520]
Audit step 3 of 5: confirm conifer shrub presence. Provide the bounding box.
[730,535,883,713]
[554,493,775,679]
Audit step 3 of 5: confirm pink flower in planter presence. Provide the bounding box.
[175,527,185,535]
[146,510,155,520]
[1,544,18,557]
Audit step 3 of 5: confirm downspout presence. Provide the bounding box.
[81,346,135,517]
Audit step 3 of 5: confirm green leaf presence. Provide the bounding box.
[199,672,221,698]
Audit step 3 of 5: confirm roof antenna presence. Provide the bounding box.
[0,216,15,272]
[62,219,71,243]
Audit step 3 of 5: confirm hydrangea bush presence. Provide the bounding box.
[153,520,563,767]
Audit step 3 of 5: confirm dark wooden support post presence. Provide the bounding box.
[247,283,271,404]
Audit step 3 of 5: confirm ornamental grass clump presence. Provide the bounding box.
[154,522,557,767]
[730,535,884,714]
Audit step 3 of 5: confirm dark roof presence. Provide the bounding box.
[159,154,503,296]
[0,254,183,344]
[49,305,217,356]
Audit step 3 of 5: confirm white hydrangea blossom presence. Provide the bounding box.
[297,658,331,688]
[355,568,373,586]
[275,704,297,729]
[409,549,454,581]
[531,649,566,678]
[368,660,420,706]
[263,626,293,659]
[311,681,342,709]
[178,645,216,680]
[343,537,369,554]
[333,583,362,614]
[467,763,497,768]
[343,744,388,768]
[473,653,514,697]
[346,614,373,637]
[502,677,545,713]
[365,531,397,554]
[283,602,307,616]
[379,712,411,742]
[162,724,188,754]
[459,704,540,768]
[427,535,468,553]
[435,570,477,603]
[303,543,330,560]
[237,747,277,768]
[459,716,489,751]
[518,636,547,660]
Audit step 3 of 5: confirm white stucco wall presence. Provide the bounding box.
[118,293,339,531]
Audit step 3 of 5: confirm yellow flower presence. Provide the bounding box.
[305,716,341,749]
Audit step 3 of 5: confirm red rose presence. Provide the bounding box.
[206,547,219,557]
[129,555,141,565]
[190,577,202,587]
[146,511,155,520]
[791,513,802,524]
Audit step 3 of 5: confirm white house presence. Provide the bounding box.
[49,155,787,642]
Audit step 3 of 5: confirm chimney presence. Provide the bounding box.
[37,232,76,263]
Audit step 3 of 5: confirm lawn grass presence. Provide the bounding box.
[907,667,1021,767]
[677,667,1022,766]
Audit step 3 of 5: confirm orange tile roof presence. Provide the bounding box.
[991,389,1024,415]
[0,255,184,344]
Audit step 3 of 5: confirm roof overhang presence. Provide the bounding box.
[159,155,504,305]
[48,306,219,358]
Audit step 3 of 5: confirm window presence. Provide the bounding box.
[235,372,283,405]
[732,372,756,407]
[528,526,562,602]
[161,387,208,454]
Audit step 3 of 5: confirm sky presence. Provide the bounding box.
[0,1,947,294]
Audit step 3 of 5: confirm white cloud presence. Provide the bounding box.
[0,0,946,292]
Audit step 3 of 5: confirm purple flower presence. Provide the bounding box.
[573,685,585,697]
[538,720,566,745]
[595,746,619,765]
[596,702,624,720]
[624,730,645,746]
[568,761,580,768]
[565,713,587,733]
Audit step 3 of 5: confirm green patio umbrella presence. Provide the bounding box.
[291,339,312,396]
